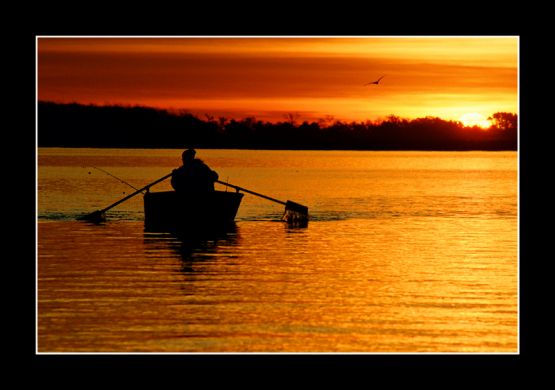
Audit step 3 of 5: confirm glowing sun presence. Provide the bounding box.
[459,113,492,128]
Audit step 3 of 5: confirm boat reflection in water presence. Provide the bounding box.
[143,222,240,276]
[143,189,244,273]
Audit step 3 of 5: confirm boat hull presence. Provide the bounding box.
[144,190,243,232]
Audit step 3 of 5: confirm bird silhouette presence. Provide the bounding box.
[364,75,385,86]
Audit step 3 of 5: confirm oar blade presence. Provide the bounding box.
[285,200,308,215]
[283,200,309,227]
[77,210,106,223]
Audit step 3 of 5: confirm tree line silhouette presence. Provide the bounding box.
[38,101,517,150]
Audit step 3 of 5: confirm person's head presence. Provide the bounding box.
[182,148,196,163]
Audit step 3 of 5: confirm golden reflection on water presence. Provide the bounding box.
[38,217,516,352]
[38,149,517,352]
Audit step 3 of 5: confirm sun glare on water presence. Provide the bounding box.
[459,113,492,129]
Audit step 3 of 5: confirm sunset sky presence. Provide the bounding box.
[37,36,518,126]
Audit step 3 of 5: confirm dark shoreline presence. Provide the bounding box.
[38,101,518,151]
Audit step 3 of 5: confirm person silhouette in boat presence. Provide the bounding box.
[171,149,219,192]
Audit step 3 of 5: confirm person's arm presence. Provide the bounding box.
[199,161,219,181]
[170,168,179,190]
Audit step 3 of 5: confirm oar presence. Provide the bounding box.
[216,179,309,217]
[78,172,173,222]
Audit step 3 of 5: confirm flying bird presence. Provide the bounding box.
[364,75,385,86]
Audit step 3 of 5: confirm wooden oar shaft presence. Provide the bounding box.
[216,180,286,206]
[98,172,173,214]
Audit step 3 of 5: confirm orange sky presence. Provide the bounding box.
[37,36,518,125]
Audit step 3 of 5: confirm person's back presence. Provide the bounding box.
[171,149,219,192]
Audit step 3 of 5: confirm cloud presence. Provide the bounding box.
[38,37,518,122]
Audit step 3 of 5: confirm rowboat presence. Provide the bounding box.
[79,173,307,229]
[144,190,243,232]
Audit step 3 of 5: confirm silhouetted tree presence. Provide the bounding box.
[38,101,517,151]
[284,112,300,126]
[489,112,517,131]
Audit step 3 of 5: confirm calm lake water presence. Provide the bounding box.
[37,148,518,353]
